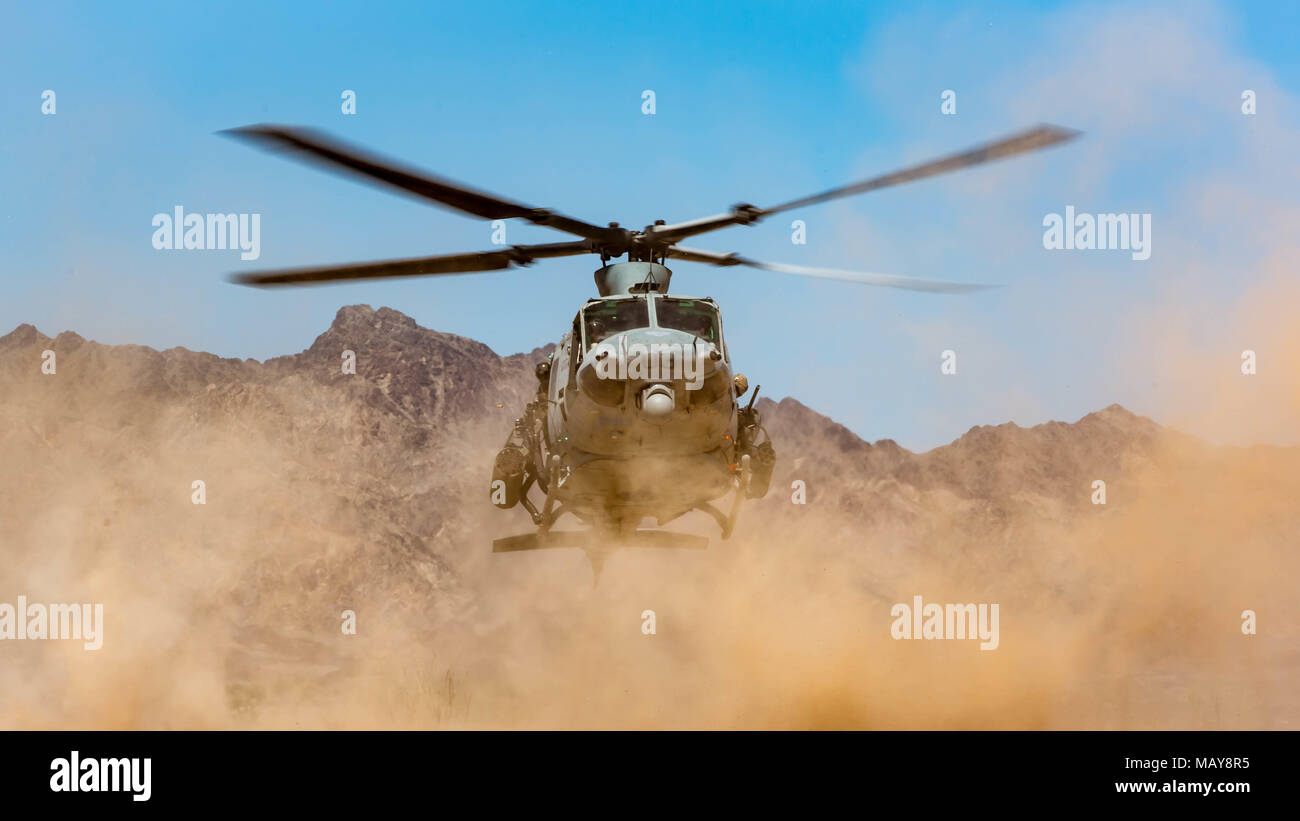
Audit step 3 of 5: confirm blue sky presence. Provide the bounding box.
[3,0,1298,450]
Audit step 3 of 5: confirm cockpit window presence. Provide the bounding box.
[655,298,721,344]
[583,298,648,348]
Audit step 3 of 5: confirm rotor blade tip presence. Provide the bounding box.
[227,272,269,287]
[219,124,295,144]
[1041,123,1084,141]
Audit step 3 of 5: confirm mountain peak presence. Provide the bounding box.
[331,304,377,328]
[327,303,420,334]
[1085,403,1138,420]
[1077,403,1160,436]
[0,323,45,348]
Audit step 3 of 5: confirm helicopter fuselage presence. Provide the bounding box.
[546,291,739,525]
[491,261,774,535]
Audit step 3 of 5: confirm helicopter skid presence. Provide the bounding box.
[556,452,734,518]
[495,455,748,582]
[494,527,708,583]
[492,529,709,553]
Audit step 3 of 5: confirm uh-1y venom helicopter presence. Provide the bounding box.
[224,122,1079,580]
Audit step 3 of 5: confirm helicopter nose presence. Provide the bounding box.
[640,385,675,423]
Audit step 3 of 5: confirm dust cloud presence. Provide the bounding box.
[7,329,1295,731]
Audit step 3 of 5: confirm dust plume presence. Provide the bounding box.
[4,290,1296,728]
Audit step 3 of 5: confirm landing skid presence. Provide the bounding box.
[495,454,751,584]
[492,529,708,584]
[694,453,751,540]
[492,530,710,552]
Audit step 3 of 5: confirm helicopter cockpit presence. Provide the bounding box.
[575,294,731,410]
[654,298,722,347]
[581,295,723,352]
[582,297,649,350]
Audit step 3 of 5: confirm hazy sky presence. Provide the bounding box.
[3,0,1297,450]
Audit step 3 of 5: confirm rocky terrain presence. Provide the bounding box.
[1,305,1295,729]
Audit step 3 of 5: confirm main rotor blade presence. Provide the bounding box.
[221,125,620,243]
[739,260,996,293]
[650,124,1080,243]
[666,245,995,293]
[231,241,593,287]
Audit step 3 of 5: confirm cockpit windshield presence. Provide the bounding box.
[654,298,721,344]
[583,298,649,349]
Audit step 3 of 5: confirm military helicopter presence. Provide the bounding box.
[224,123,1079,579]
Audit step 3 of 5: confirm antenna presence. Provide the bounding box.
[628,269,661,294]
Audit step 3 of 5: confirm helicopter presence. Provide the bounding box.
[223,122,1079,579]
